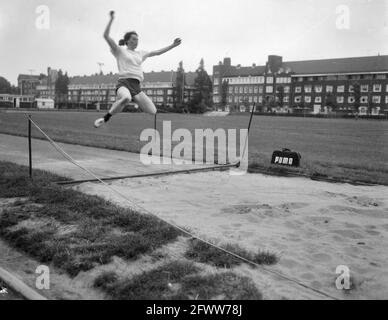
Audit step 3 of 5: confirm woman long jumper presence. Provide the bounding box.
[94,11,181,128]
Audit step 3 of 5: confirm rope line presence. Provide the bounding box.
[26,114,340,300]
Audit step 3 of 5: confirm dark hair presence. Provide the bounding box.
[118,31,138,46]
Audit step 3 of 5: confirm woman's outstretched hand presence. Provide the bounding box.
[173,38,182,47]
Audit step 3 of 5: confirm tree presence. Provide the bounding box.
[0,77,11,93]
[174,61,186,107]
[0,76,18,94]
[276,86,284,109]
[55,70,69,103]
[221,79,229,107]
[324,92,336,112]
[189,58,213,113]
[352,82,361,114]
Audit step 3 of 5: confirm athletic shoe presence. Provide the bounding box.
[94,118,105,128]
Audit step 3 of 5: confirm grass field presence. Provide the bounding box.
[0,111,387,184]
[0,161,269,299]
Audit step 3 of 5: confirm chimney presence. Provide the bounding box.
[223,57,231,66]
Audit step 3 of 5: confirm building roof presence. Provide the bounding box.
[70,73,119,85]
[17,74,41,81]
[219,55,388,78]
[221,65,266,77]
[284,55,388,75]
[69,71,197,86]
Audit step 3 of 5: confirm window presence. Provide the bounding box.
[214,78,219,85]
[258,86,264,94]
[284,86,290,93]
[297,77,303,82]
[337,85,345,93]
[305,96,311,103]
[167,90,173,95]
[372,96,381,103]
[214,87,219,94]
[234,96,238,103]
[266,77,273,84]
[373,84,382,92]
[254,87,258,94]
[295,96,301,103]
[326,85,333,92]
[315,97,322,103]
[244,86,248,94]
[361,96,368,103]
[337,96,344,104]
[348,85,354,93]
[234,87,238,94]
[253,96,258,103]
[157,90,163,95]
[314,85,322,93]
[295,86,302,93]
[258,96,263,103]
[361,85,369,92]
[304,85,312,93]
[249,86,253,94]
[266,86,273,93]
[376,74,387,80]
[283,96,289,103]
[348,97,355,103]
[248,96,252,103]
[229,87,233,94]
[385,96,388,103]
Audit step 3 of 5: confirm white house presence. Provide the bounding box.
[36,98,55,109]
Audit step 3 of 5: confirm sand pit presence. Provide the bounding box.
[75,171,388,300]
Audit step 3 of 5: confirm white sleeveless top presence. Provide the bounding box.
[111,47,149,82]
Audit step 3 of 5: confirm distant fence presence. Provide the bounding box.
[230,111,388,120]
[1,104,387,119]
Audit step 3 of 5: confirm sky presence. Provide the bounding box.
[0,0,387,85]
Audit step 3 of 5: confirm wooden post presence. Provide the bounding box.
[28,115,32,179]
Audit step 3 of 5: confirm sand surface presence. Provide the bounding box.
[76,171,388,300]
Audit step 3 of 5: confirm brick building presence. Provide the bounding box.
[67,71,196,109]
[17,74,41,96]
[213,55,388,115]
[36,67,59,99]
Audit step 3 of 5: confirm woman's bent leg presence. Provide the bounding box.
[108,86,132,116]
[94,87,132,127]
[133,92,157,115]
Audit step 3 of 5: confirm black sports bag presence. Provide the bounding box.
[271,148,301,167]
